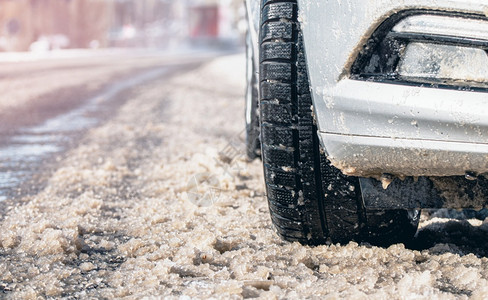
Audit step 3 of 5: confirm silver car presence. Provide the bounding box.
[245,0,488,245]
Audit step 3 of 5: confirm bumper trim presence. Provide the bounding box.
[319,132,488,177]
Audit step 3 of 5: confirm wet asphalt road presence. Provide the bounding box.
[0,49,222,203]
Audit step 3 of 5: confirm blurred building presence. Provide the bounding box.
[0,0,243,52]
[107,0,187,48]
[0,0,111,51]
[187,0,243,44]
[108,0,244,48]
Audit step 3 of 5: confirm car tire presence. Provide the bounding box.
[259,0,420,245]
[245,29,261,160]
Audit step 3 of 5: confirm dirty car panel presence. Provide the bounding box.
[298,0,488,177]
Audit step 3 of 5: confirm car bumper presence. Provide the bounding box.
[321,132,488,177]
[299,0,488,177]
[319,79,488,177]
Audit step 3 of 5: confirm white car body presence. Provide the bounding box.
[248,0,488,178]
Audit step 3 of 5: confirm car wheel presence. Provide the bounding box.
[245,29,261,160]
[259,0,419,245]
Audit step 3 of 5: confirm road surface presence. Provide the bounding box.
[0,49,217,203]
[1,51,488,299]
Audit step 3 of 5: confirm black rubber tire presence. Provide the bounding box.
[245,30,261,160]
[259,0,419,245]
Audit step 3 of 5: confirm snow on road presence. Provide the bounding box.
[1,54,488,298]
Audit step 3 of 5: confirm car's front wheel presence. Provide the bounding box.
[259,0,419,245]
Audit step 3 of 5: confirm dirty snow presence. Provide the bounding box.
[1,54,488,298]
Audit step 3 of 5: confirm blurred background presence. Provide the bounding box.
[0,0,246,52]
[0,0,248,203]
